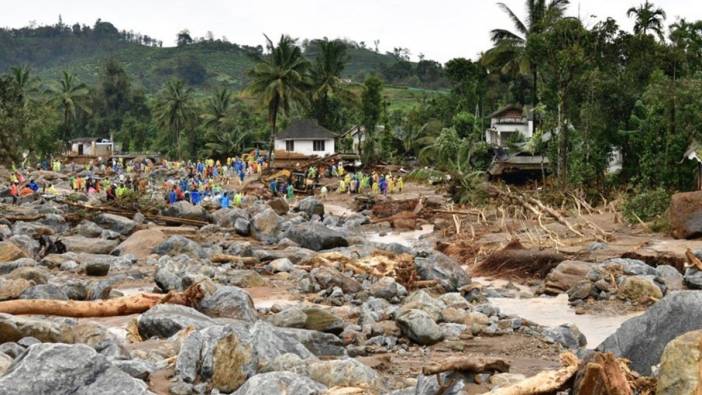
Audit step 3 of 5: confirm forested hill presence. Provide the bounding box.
[0,20,448,92]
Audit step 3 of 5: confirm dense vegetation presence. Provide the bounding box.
[2,1,702,203]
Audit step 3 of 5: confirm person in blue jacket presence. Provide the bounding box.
[168,186,177,205]
[220,192,230,209]
[28,180,39,192]
[190,187,201,205]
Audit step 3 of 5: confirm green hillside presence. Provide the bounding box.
[0,20,446,93]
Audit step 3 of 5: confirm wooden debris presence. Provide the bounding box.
[685,248,702,271]
[210,254,258,265]
[487,352,579,395]
[423,356,510,375]
[0,283,204,317]
[475,239,565,278]
[573,352,632,395]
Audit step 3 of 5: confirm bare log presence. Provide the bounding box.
[423,356,510,375]
[487,352,579,395]
[210,254,258,265]
[0,284,204,317]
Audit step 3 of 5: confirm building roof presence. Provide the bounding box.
[69,137,113,144]
[489,104,533,120]
[277,119,336,140]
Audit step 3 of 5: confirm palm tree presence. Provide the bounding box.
[154,79,194,160]
[310,39,351,128]
[484,0,570,106]
[247,34,310,160]
[627,1,667,40]
[10,66,36,105]
[201,87,232,132]
[48,71,91,144]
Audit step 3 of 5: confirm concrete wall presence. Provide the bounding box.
[274,138,335,156]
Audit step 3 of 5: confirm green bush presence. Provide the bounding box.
[622,188,671,223]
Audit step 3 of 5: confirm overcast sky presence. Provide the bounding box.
[3,0,701,62]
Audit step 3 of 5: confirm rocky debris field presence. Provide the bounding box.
[1,170,702,394]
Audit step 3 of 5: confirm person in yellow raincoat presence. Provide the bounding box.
[397,176,404,193]
[338,179,347,193]
[387,176,395,194]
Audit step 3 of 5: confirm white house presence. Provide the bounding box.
[485,104,534,147]
[68,137,114,157]
[274,119,336,156]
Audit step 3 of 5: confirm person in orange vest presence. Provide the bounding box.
[9,182,19,204]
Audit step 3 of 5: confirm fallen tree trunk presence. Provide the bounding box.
[210,254,259,265]
[423,356,510,375]
[487,352,579,395]
[0,284,204,317]
[475,239,565,278]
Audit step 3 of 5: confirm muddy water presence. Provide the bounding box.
[488,294,641,348]
[367,224,435,247]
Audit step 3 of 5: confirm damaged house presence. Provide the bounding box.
[485,104,549,179]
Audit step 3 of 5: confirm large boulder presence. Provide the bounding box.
[95,213,137,235]
[268,198,290,216]
[311,267,361,293]
[301,308,345,334]
[0,343,152,395]
[232,372,326,395]
[19,284,68,300]
[0,314,68,343]
[62,236,119,255]
[542,324,587,349]
[0,241,28,263]
[197,286,257,321]
[162,201,212,222]
[213,208,249,228]
[657,329,702,395]
[544,260,591,294]
[307,358,381,388]
[153,235,206,259]
[670,191,702,239]
[617,275,663,301]
[284,223,348,251]
[112,229,167,260]
[295,197,324,218]
[598,291,702,375]
[657,265,684,291]
[396,309,444,345]
[414,251,470,292]
[175,325,255,393]
[370,276,408,301]
[273,327,345,357]
[252,208,282,240]
[137,304,216,339]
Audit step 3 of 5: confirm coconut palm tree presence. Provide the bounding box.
[483,0,570,106]
[627,1,667,41]
[154,79,194,160]
[48,71,91,144]
[247,34,310,159]
[201,87,232,132]
[309,39,351,128]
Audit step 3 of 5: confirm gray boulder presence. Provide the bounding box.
[603,258,658,276]
[138,304,216,339]
[598,291,702,375]
[154,236,206,259]
[307,358,381,388]
[162,201,212,222]
[684,267,702,289]
[74,220,105,238]
[19,284,68,300]
[284,223,348,251]
[234,217,251,236]
[252,208,282,240]
[95,213,137,235]
[233,371,326,395]
[295,197,324,217]
[414,251,470,291]
[270,307,308,328]
[543,323,587,349]
[62,236,119,255]
[396,309,444,345]
[311,267,361,293]
[175,325,255,393]
[370,277,408,301]
[656,265,684,291]
[0,343,152,395]
[197,286,257,321]
[274,327,345,357]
